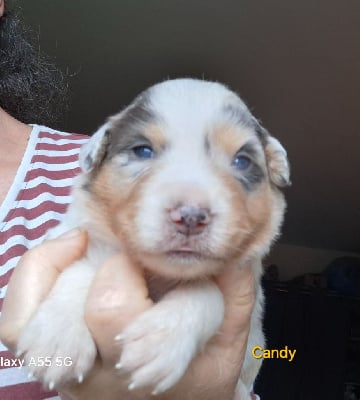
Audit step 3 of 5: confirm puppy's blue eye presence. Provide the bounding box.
[133,146,154,159]
[233,155,251,170]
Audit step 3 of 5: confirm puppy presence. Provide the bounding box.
[17,78,290,398]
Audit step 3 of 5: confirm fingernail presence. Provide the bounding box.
[58,228,83,240]
[114,334,125,342]
[152,387,162,396]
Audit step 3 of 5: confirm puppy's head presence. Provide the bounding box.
[79,79,290,279]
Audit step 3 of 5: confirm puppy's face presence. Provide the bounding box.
[79,79,290,279]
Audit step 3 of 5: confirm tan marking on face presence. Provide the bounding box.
[214,169,279,263]
[87,161,158,260]
[209,124,255,158]
[143,124,167,150]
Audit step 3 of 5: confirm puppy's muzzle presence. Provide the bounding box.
[169,205,211,236]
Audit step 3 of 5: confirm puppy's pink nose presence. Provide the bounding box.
[169,206,211,235]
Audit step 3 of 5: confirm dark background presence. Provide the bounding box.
[16,0,360,260]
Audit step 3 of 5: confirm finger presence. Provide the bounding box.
[214,260,256,346]
[0,228,88,351]
[85,253,153,365]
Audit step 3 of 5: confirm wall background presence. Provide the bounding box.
[16,0,360,279]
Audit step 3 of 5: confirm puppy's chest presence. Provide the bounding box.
[145,271,184,302]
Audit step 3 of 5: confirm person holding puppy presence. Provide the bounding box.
[0,1,257,399]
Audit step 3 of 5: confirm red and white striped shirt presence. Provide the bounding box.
[0,125,88,400]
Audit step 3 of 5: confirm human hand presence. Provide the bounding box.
[0,229,88,352]
[0,229,255,400]
[62,244,256,400]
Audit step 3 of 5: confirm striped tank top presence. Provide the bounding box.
[0,125,88,399]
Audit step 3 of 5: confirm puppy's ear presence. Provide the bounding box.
[252,118,291,187]
[79,123,111,173]
[265,136,291,187]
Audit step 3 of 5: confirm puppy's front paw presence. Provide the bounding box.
[116,306,197,395]
[17,303,97,390]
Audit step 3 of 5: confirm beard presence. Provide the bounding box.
[0,11,68,127]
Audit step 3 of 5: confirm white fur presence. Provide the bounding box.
[17,260,98,387]
[118,281,224,394]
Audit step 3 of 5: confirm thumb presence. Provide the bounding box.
[215,261,256,346]
[85,253,153,365]
[0,228,88,351]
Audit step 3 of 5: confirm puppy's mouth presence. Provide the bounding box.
[142,244,224,279]
[165,247,205,260]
